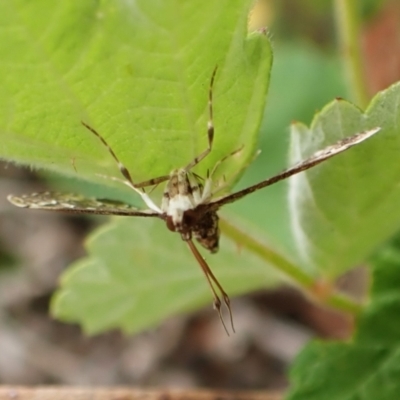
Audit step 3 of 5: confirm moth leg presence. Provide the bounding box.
[187,239,234,335]
[93,174,161,213]
[184,66,218,172]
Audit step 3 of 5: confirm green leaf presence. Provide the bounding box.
[0,0,271,193]
[286,239,400,400]
[1,1,272,333]
[52,217,279,334]
[288,82,400,276]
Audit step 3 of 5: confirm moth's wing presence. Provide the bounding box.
[207,127,380,210]
[7,192,161,218]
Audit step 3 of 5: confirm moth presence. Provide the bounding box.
[8,67,380,334]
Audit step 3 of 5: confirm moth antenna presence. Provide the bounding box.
[186,239,234,336]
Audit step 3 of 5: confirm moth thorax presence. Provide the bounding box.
[162,168,203,229]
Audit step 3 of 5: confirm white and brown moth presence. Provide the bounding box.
[8,67,380,334]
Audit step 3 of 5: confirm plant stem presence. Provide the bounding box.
[334,0,369,108]
[220,217,363,316]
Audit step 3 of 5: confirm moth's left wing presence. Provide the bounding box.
[7,192,161,218]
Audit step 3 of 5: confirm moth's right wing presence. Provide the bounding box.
[206,127,381,210]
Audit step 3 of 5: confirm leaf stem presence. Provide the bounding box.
[220,217,363,316]
[334,0,369,108]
